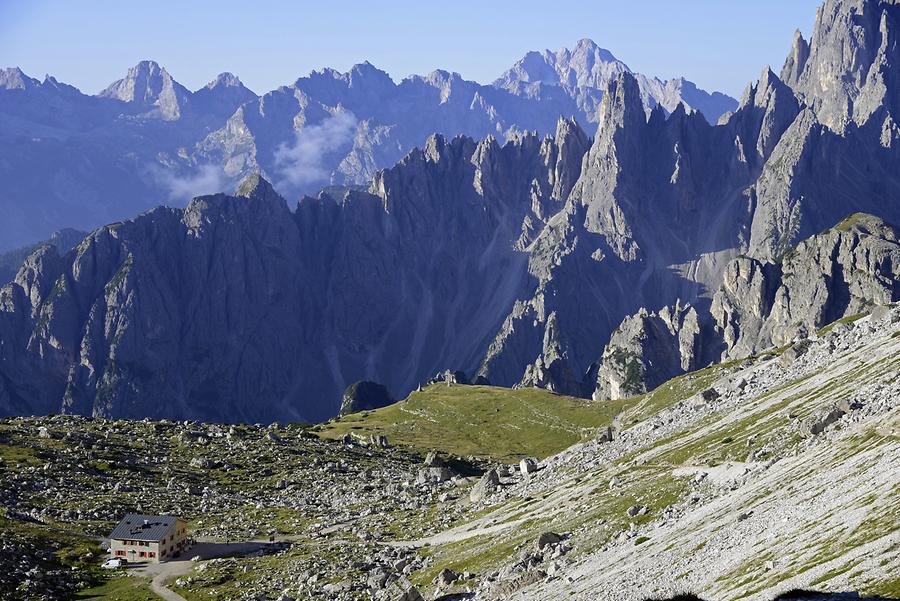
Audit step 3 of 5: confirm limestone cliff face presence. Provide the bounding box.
[589,214,900,395]
[749,0,900,260]
[713,214,900,358]
[781,0,900,131]
[476,68,784,396]
[477,0,900,398]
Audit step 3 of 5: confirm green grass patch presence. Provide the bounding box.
[76,576,161,600]
[319,385,629,461]
[817,312,868,337]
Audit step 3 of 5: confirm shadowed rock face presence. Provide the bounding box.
[475,68,794,396]
[0,122,591,421]
[339,381,394,416]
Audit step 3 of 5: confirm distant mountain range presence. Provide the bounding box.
[1,0,899,423]
[0,40,736,251]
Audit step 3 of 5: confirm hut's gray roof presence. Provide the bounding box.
[109,514,179,542]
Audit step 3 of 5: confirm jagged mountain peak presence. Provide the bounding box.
[98,59,191,120]
[108,59,170,89]
[572,37,618,59]
[192,71,257,117]
[739,66,793,109]
[133,59,162,71]
[598,71,645,127]
[204,71,245,90]
[497,38,630,89]
[494,39,735,124]
[781,29,811,85]
[566,38,623,69]
[296,61,396,97]
[783,0,900,129]
[347,61,393,85]
[553,115,587,142]
[235,173,281,203]
[0,66,40,90]
[421,69,465,87]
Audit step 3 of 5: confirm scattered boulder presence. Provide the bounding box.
[836,399,862,414]
[699,388,720,402]
[424,451,444,468]
[380,576,425,601]
[536,532,563,550]
[417,466,453,485]
[519,457,539,475]
[435,568,460,587]
[597,426,614,443]
[730,378,748,391]
[780,339,811,366]
[470,468,500,502]
[870,304,899,324]
[805,406,847,436]
[627,504,647,517]
[691,388,720,408]
[189,457,216,469]
[369,434,389,448]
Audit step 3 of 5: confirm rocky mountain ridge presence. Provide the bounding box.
[2,0,900,420]
[0,43,734,252]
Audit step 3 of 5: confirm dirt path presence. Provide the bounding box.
[391,514,531,548]
[136,540,269,601]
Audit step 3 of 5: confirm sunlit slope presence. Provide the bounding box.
[317,385,627,461]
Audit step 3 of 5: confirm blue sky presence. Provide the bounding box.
[0,0,822,98]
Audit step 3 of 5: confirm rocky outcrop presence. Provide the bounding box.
[474,0,900,399]
[339,381,394,416]
[478,67,765,396]
[594,302,703,401]
[519,313,589,397]
[713,213,900,358]
[0,229,86,285]
[748,0,900,260]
